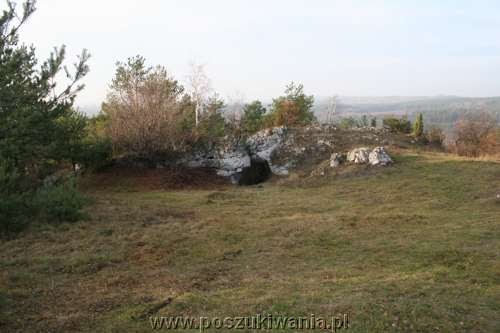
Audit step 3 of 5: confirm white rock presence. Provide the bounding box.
[330,153,343,168]
[347,148,370,164]
[368,147,393,166]
[216,147,251,177]
[246,126,288,175]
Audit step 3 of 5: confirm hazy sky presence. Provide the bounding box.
[17,0,500,109]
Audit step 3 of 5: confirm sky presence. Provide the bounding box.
[15,0,500,111]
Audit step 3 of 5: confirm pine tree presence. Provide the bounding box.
[0,0,90,235]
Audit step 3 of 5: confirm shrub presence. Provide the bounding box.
[360,115,369,127]
[383,116,412,133]
[34,178,88,224]
[426,126,446,147]
[339,117,359,129]
[103,56,196,158]
[453,113,499,156]
[77,137,113,170]
[0,165,32,237]
[413,113,424,137]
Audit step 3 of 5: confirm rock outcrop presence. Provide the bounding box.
[215,146,251,178]
[329,153,344,168]
[344,147,393,166]
[246,126,289,175]
[346,148,370,164]
[368,147,393,166]
[177,128,394,184]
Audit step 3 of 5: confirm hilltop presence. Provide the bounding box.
[1,129,499,332]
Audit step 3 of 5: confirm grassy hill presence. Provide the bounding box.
[1,150,499,332]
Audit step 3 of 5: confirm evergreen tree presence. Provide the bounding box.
[268,82,315,127]
[0,0,90,235]
[241,100,266,134]
[414,113,424,137]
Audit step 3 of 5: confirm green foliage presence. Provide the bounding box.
[34,177,88,224]
[0,161,32,237]
[339,116,359,129]
[241,100,266,134]
[196,94,227,142]
[413,113,424,137]
[0,1,90,235]
[383,116,412,133]
[360,114,369,127]
[71,113,113,170]
[76,137,112,170]
[425,126,445,147]
[371,117,377,128]
[266,82,315,127]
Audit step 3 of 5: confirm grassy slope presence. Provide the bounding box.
[0,151,499,332]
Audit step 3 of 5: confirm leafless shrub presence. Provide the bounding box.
[451,112,499,157]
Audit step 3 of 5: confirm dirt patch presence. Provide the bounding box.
[81,166,230,191]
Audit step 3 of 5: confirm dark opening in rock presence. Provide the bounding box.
[238,158,271,185]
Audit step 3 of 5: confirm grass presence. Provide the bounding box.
[0,150,499,332]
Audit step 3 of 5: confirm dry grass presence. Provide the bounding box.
[1,151,499,332]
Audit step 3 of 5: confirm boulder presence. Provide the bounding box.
[347,148,370,164]
[368,147,393,166]
[329,153,343,168]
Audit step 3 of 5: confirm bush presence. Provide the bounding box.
[104,56,196,158]
[453,113,499,156]
[413,113,424,137]
[0,160,33,236]
[77,138,113,170]
[426,126,445,147]
[339,117,359,129]
[34,178,88,224]
[383,116,412,133]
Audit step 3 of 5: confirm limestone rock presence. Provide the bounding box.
[368,147,393,166]
[246,126,289,175]
[215,146,251,179]
[347,147,370,164]
[330,153,343,168]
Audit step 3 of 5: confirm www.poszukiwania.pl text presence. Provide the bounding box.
[150,313,349,331]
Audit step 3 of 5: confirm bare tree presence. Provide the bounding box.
[326,95,337,124]
[186,62,211,126]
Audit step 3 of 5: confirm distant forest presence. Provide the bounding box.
[313,96,500,130]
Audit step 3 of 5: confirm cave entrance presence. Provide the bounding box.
[238,158,271,185]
